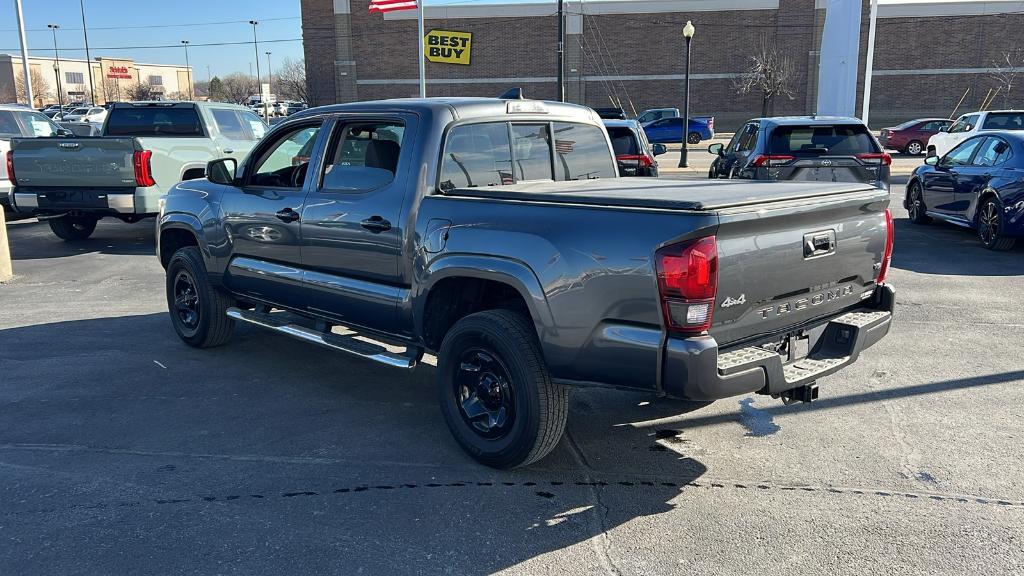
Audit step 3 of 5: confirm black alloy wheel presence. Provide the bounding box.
[454,348,516,439]
[977,198,1016,251]
[687,132,702,144]
[165,246,236,347]
[172,269,201,334]
[907,181,931,224]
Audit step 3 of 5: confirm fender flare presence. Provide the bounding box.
[158,213,210,266]
[414,254,556,340]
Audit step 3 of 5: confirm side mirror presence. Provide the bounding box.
[708,143,724,156]
[55,128,72,137]
[938,126,949,133]
[924,155,939,166]
[207,157,238,185]
[652,143,667,156]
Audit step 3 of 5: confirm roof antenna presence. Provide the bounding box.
[498,87,524,100]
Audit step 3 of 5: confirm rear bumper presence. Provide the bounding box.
[660,284,895,401]
[11,188,157,216]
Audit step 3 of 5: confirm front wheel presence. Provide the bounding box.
[48,215,98,241]
[165,246,236,347]
[687,132,702,144]
[977,198,1016,251]
[437,309,568,469]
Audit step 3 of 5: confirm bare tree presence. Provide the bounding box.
[102,77,122,103]
[734,36,796,117]
[276,58,307,102]
[14,68,53,106]
[218,72,257,104]
[127,81,159,101]
[990,48,1024,109]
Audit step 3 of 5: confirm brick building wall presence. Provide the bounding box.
[301,0,1024,130]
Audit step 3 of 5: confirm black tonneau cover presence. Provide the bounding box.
[443,178,876,211]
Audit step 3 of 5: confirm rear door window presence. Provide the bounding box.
[981,112,1024,131]
[105,106,204,137]
[439,123,513,190]
[552,122,615,180]
[769,124,878,156]
[973,137,1013,167]
[510,124,553,181]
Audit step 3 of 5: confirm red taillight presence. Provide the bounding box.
[133,150,155,187]
[751,154,794,167]
[656,236,718,335]
[5,150,15,185]
[857,152,892,166]
[876,208,894,284]
[616,154,653,167]
[708,117,714,130]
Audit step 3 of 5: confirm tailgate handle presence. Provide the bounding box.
[804,230,836,258]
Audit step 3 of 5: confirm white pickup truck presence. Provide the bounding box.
[926,110,1024,158]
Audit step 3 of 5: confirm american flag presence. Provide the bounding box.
[369,0,418,13]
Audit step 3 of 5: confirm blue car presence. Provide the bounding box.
[642,116,715,144]
[906,131,1024,250]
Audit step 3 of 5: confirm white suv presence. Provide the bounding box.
[927,110,1024,158]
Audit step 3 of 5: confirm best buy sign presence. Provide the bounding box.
[425,30,472,65]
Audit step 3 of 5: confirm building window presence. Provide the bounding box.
[65,71,84,84]
[148,75,163,86]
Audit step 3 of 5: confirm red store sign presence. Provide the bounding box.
[106,65,132,79]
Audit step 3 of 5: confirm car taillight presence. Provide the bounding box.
[616,154,653,167]
[751,154,794,167]
[656,236,718,335]
[857,152,892,166]
[133,150,155,187]
[876,208,894,284]
[708,117,714,130]
[5,150,15,185]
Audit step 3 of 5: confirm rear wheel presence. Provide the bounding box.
[437,309,568,469]
[687,132,701,144]
[48,214,98,241]
[904,140,924,156]
[165,246,236,347]
[907,181,931,224]
[977,198,1016,251]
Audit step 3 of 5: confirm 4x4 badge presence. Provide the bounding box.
[721,294,746,308]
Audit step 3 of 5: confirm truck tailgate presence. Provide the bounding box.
[10,137,138,189]
[710,186,889,347]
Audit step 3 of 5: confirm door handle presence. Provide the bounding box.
[360,216,392,233]
[223,148,234,154]
[275,208,300,223]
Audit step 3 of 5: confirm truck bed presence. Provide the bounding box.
[443,178,878,211]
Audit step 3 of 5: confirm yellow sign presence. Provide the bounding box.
[424,30,472,65]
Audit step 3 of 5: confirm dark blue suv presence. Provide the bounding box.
[708,116,890,190]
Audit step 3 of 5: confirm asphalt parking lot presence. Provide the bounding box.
[1,174,1023,574]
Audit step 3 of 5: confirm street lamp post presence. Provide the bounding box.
[80,0,96,104]
[48,24,64,109]
[265,51,272,98]
[181,40,192,100]
[678,20,695,168]
[249,20,267,121]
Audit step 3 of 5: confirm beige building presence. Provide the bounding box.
[0,54,193,107]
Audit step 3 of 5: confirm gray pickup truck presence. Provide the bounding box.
[9,101,266,240]
[157,97,895,468]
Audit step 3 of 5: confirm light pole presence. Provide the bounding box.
[48,24,63,109]
[79,0,96,104]
[249,20,267,121]
[265,51,272,97]
[181,40,192,100]
[678,20,695,168]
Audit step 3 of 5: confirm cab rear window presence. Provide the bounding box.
[982,112,1024,130]
[105,106,204,137]
[769,124,878,156]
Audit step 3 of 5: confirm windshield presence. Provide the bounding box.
[607,126,639,155]
[769,124,878,156]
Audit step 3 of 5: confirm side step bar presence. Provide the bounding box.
[226,308,421,370]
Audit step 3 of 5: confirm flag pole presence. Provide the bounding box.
[417,0,426,97]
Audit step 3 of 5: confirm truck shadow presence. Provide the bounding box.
[1,312,710,574]
[5,218,156,261]
[891,217,1024,276]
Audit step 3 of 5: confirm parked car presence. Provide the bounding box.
[157,97,895,469]
[708,116,890,189]
[1,104,68,208]
[60,106,107,124]
[927,110,1024,158]
[907,131,1024,250]
[603,119,665,176]
[9,101,268,240]
[635,107,678,125]
[285,101,308,115]
[643,115,715,144]
[878,118,952,155]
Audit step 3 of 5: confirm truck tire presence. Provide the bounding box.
[49,215,98,241]
[165,246,236,348]
[437,309,568,469]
